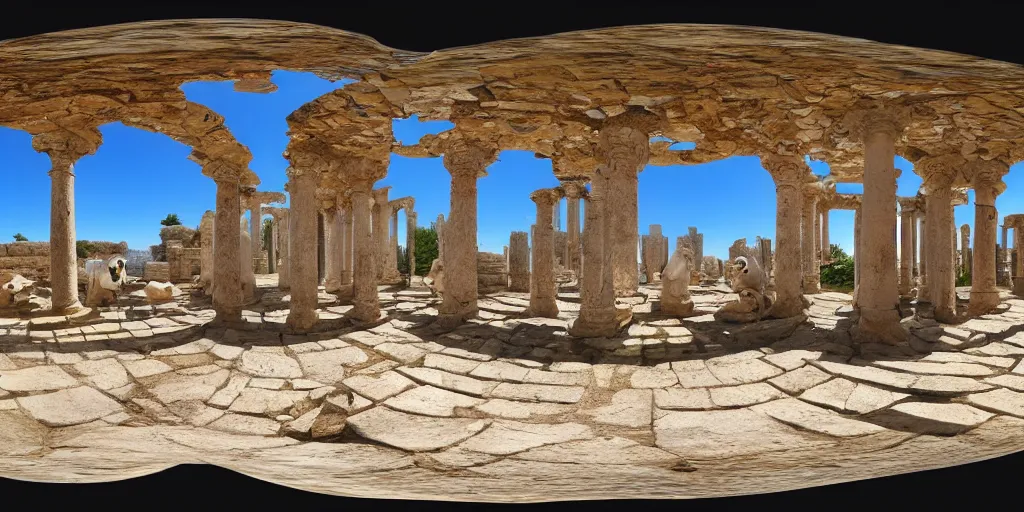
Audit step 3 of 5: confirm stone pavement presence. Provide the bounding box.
[2,277,1024,501]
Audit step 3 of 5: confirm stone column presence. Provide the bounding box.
[1014,221,1024,295]
[199,211,215,295]
[919,213,929,300]
[918,156,958,323]
[274,209,291,290]
[324,206,343,293]
[569,177,618,337]
[508,232,530,292]
[960,224,971,275]
[435,214,446,262]
[45,154,86,315]
[338,200,353,288]
[609,160,644,298]
[268,216,277,274]
[407,210,417,277]
[854,206,862,297]
[762,155,806,318]
[249,205,261,273]
[968,163,1007,315]
[821,209,831,264]
[210,170,243,323]
[350,178,380,322]
[438,139,497,324]
[562,180,586,275]
[285,168,319,331]
[343,199,354,286]
[801,184,822,294]
[239,217,256,304]
[898,198,917,297]
[371,187,391,282]
[911,211,918,279]
[390,209,399,277]
[528,188,562,318]
[844,106,909,343]
[1001,224,1009,285]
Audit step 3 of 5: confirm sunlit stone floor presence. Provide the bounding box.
[2,275,1023,501]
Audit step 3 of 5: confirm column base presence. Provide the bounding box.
[967,291,1001,316]
[916,285,930,302]
[211,308,243,325]
[768,296,806,319]
[350,302,381,324]
[852,307,908,345]
[1014,277,1024,297]
[526,299,559,319]
[51,300,86,317]
[802,275,821,295]
[568,305,623,338]
[661,299,695,317]
[286,309,319,332]
[324,278,342,294]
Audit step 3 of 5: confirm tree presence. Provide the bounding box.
[820,243,854,291]
[261,218,274,252]
[413,225,440,275]
[160,214,182,227]
[12,233,27,242]
[397,245,410,274]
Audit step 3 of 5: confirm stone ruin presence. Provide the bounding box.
[508,231,530,292]
[660,245,696,316]
[478,252,508,293]
[641,224,669,283]
[715,255,773,323]
[677,227,704,285]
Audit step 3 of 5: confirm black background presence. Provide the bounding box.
[1,3,1022,509]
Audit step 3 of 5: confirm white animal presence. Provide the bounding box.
[85,255,128,307]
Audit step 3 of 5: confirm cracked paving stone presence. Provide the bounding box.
[150,338,214,356]
[966,388,1024,418]
[72,358,130,391]
[752,398,886,437]
[146,369,231,404]
[47,352,84,365]
[521,369,589,386]
[909,375,994,396]
[872,360,995,377]
[763,350,823,371]
[487,382,585,404]
[768,365,832,394]
[513,436,682,465]
[800,378,908,414]
[354,361,400,375]
[439,347,494,362]
[207,374,250,408]
[984,374,1024,392]
[548,362,591,373]
[324,392,374,415]
[341,331,388,347]
[427,447,499,468]
[165,399,226,426]
[296,347,367,385]
[396,366,498,397]
[469,360,531,382]
[342,370,417,402]
[654,408,827,459]
[869,402,995,435]
[283,405,322,435]
[423,353,481,375]
[249,378,286,390]
[473,399,575,419]
[921,352,1016,368]
[290,379,325,390]
[238,350,303,379]
[383,385,486,417]
[0,366,79,392]
[671,360,724,388]
[710,382,787,408]
[630,367,679,388]
[654,387,715,411]
[813,361,918,389]
[209,344,244,361]
[706,358,783,386]
[228,388,310,416]
[16,386,123,427]
[347,406,490,452]
[206,413,282,436]
[374,342,428,364]
[966,343,1024,357]
[457,419,593,456]
[582,389,652,427]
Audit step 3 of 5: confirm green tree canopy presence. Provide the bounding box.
[160,214,182,227]
[413,225,439,275]
[13,233,27,242]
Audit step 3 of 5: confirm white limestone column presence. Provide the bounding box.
[324,207,342,293]
[199,211,215,295]
[801,185,821,294]
[562,180,585,275]
[211,172,243,323]
[47,155,84,314]
[285,168,319,331]
[918,156,958,323]
[350,179,379,322]
[407,210,417,277]
[969,163,1007,315]
[844,106,908,344]
[372,187,391,282]
[249,205,261,272]
[821,209,831,264]
[898,199,917,298]
[762,155,806,318]
[528,188,562,318]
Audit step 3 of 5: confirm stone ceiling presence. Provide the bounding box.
[1,19,1023,184]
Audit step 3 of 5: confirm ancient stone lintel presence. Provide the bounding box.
[841,103,911,140]
[530,187,564,206]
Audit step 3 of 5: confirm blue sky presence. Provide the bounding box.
[2,70,1023,260]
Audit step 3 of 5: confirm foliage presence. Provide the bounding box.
[397,245,410,274]
[76,240,98,259]
[414,225,439,275]
[160,214,182,227]
[261,218,274,252]
[956,269,971,287]
[820,244,855,291]
[12,233,27,242]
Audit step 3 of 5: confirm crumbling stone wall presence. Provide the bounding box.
[478,251,508,292]
[153,225,198,262]
[0,242,50,280]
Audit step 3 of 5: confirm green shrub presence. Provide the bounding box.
[76,240,98,259]
[13,233,28,242]
[956,270,971,287]
[820,244,855,291]
[414,225,439,275]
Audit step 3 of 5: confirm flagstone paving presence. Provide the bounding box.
[2,281,1024,501]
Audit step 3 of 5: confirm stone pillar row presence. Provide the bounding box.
[528,187,563,318]
[968,163,1007,315]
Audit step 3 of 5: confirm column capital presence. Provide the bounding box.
[1005,214,1024,230]
[596,122,651,176]
[842,104,911,140]
[914,154,964,193]
[802,181,827,201]
[559,179,588,198]
[970,159,1009,195]
[442,138,498,178]
[897,196,920,214]
[203,160,243,184]
[530,187,564,207]
[33,128,102,171]
[761,154,809,185]
[264,206,289,222]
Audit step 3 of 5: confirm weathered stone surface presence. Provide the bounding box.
[239,350,303,379]
[813,361,917,389]
[147,369,231,404]
[342,371,417,402]
[869,402,995,435]
[909,375,994,396]
[710,383,786,408]
[396,367,499,397]
[347,407,490,452]
[966,388,1024,418]
[72,358,130,390]
[768,365,833,394]
[209,344,244,361]
[582,389,653,427]
[383,385,485,417]
[122,359,174,379]
[671,360,724,388]
[296,347,367,384]
[423,353,481,375]
[763,350,823,371]
[324,392,374,415]
[630,367,679,388]
[706,358,784,385]
[654,408,823,459]
[752,398,886,437]
[16,386,123,427]
[488,383,585,404]
[473,399,575,419]
[513,436,681,465]
[984,374,1024,392]
[207,413,282,436]
[228,389,309,416]
[374,342,427,364]
[0,366,79,392]
[208,373,250,408]
[653,387,715,411]
[873,360,995,377]
[458,420,593,455]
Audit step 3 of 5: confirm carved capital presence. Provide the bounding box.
[529,187,564,207]
[1005,214,1024,230]
[33,128,102,170]
[897,197,919,214]
[914,154,963,193]
[559,179,588,199]
[442,138,498,178]
[760,154,807,185]
[596,124,650,176]
[971,159,1009,196]
[842,104,911,140]
[601,106,664,134]
[203,160,243,184]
